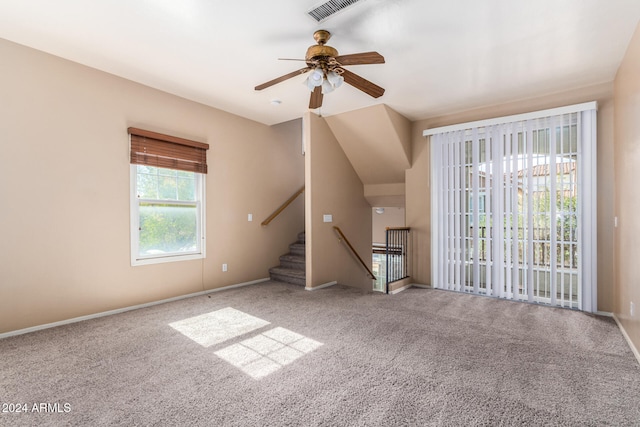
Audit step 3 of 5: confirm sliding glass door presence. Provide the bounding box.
[428,104,597,311]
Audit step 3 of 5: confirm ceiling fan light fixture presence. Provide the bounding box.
[321,79,335,94]
[327,70,344,88]
[305,67,324,91]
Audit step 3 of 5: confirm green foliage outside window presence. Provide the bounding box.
[136,166,199,256]
[139,204,197,254]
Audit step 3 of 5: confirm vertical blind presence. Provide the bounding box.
[128,127,209,174]
[426,103,597,312]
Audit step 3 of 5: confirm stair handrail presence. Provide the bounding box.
[261,186,305,226]
[333,226,376,279]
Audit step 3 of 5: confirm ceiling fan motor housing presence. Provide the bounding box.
[305,45,339,63]
[306,30,338,66]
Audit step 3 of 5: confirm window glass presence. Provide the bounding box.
[131,165,204,265]
[139,203,198,255]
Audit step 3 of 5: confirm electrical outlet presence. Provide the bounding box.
[248,213,253,222]
[631,301,635,317]
[222,263,228,272]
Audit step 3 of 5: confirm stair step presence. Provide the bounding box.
[279,254,305,270]
[268,231,306,286]
[269,267,306,287]
[289,242,305,256]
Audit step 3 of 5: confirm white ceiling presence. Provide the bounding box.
[1,0,639,126]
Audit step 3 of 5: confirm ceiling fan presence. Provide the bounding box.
[254,30,385,109]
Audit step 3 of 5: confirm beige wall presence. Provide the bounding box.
[372,207,405,244]
[405,131,431,287]
[324,104,411,186]
[304,113,373,290]
[364,183,405,207]
[406,82,616,312]
[614,21,640,353]
[0,39,304,334]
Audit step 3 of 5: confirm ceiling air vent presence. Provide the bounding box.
[307,0,362,22]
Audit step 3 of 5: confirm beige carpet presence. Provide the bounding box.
[1,281,639,426]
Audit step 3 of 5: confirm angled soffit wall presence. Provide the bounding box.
[324,104,412,187]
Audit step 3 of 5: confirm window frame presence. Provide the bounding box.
[130,164,206,266]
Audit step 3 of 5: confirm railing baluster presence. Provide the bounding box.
[385,231,390,293]
[384,227,411,293]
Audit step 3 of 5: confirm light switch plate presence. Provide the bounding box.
[323,214,333,223]
[248,213,253,222]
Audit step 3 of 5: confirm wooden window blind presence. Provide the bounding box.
[128,127,209,174]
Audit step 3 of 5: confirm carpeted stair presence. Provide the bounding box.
[269,232,305,286]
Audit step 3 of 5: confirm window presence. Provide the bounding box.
[128,128,209,265]
[426,102,597,312]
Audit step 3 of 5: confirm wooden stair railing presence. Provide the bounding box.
[333,226,376,279]
[385,227,411,294]
[261,186,305,226]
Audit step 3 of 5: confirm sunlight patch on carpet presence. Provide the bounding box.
[169,307,270,347]
[214,327,323,379]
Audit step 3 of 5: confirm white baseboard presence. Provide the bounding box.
[0,278,270,340]
[306,281,337,291]
[613,314,640,366]
[389,283,413,294]
[389,283,431,294]
[595,310,613,318]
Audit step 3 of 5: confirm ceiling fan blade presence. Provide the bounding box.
[309,86,323,109]
[335,51,385,66]
[341,69,385,98]
[255,67,310,91]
